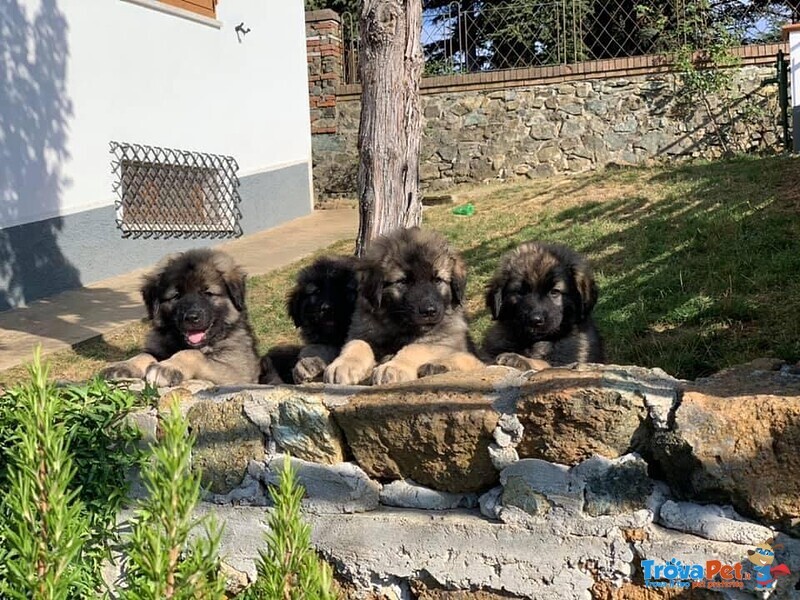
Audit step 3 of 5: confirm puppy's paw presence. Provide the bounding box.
[417,362,450,378]
[145,363,185,387]
[496,353,550,372]
[99,362,145,381]
[293,356,327,384]
[372,362,417,385]
[323,358,370,385]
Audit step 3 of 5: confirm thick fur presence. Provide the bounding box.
[482,241,604,371]
[324,227,484,385]
[100,249,260,386]
[259,255,359,384]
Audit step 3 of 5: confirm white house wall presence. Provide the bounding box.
[0,0,314,308]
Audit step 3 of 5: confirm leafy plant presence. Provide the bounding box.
[0,348,89,599]
[0,351,141,598]
[121,401,226,600]
[243,456,336,600]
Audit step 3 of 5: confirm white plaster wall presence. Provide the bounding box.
[1,0,312,228]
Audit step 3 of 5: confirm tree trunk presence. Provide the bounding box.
[355,0,424,257]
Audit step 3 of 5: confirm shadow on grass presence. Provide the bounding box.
[447,156,800,379]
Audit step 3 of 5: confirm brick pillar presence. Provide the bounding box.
[306,9,342,135]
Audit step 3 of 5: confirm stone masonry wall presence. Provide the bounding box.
[114,360,800,599]
[312,65,783,196]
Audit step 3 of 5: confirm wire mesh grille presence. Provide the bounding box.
[110,141,242,240]
[342,0,796,83]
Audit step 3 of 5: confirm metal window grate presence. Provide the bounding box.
[110,141,243,240]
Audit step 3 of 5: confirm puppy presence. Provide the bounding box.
[259,255,358,384]
[100,249,260,386]
[324,227,484,385]
[482,241,603,371]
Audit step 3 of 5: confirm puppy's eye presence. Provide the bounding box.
[387,278,407,286]
[548,289,562,299]
[204,290,219,297]
[433,276,447,284]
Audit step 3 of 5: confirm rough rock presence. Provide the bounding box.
[478,486,503,520]
[272,392,345,463]
[258,455,380,514]
[656,501,773,545]
[410,584,523,600]
[331,370,506,493]
[379,479,477,510]
[186,396,265,494]
[487,443,518,471]
[515,368,651,464]
[576,454,654,517]
[651,362,800,531]
[214,386,347,464]
[500,459,581,516]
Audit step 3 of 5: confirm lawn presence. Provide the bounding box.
[3,154,800,385]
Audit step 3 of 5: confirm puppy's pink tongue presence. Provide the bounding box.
[187,331,206,345]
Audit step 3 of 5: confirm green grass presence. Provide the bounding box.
[2,155,800,383]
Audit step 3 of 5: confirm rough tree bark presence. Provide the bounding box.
[354,0,424,257]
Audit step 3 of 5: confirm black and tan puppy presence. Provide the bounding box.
[100,249,260,386]
[482,241,603,371]
[259,255,358,384]
[324,227,484,385]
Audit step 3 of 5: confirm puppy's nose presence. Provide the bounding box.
[530,313,545,326]
[419,304,438,318]
[185,310,202,325]
[319,302,331,314]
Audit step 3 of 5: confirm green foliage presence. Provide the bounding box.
[636,1,753,155]
[243,456,336,600]
[0,348,89,599]
[0,369,141,597]
[121,402,226,600]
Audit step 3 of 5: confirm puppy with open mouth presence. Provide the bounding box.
[100,249,260,386]
[482,241,604,371]
[323,227,484,385]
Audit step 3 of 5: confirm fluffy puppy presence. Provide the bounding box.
[100,249,260,386]
[259,255,358,384]
[482,241,604,370]
[324,227,484,385]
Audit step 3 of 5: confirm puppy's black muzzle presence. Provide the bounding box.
[518,298,556,335]
[405,283,445,327]
[175,295,214,346]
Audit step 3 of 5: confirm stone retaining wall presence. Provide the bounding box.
[303,11,786,197]
[117,360,800,598]
[312,65,783,196]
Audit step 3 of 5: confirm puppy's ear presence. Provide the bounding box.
[286,284,304,328]
[224,268,247,312]
[140,273,161,321]
[572,262,598,320]
[485,278,504,320]
[359,261,383,309]
[450,255,468,307]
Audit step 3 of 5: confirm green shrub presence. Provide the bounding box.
[0,349,90,599]
[243,456,336,600]
[0,351,141,598]
[121,401,226,600]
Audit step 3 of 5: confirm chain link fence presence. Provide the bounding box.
[341,0,796,83]
[110,141,242,240]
